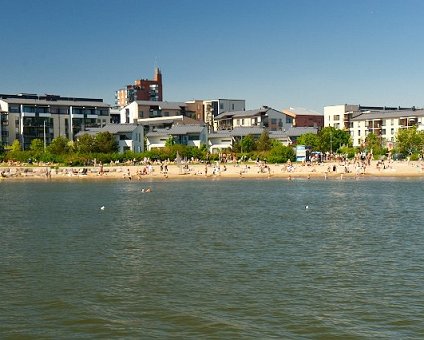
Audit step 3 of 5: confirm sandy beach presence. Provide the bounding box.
[1,159,424,181]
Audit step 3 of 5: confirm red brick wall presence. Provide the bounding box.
[295,115,324,128]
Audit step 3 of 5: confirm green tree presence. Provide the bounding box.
[319,127,351,153]
[365,132,385,156]
[30,139,44,153]
[75,134,96,154]
[268,144,296,163]
[396,127,424,155]
[48,136,71,155]
[256,129,272,151]
[10,139,21,152]
[296,133,320,150]
[165,135,176,147]
[95,132,118,153]
[240,135,256,153]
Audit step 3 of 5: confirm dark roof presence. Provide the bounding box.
[75,124,140,138]
[135,101,186,110]
[1,97,110,108]
[351,109,424,121]
[215,107,284,120]
[139,115,204,126]
[231,127,265,136]
[208,131,233,138]
[285,127,318,137]
[146,125,205,137]
[100,124,141,134]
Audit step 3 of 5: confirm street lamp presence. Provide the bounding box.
[43,120,46,152]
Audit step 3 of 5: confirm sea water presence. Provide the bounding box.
[1,178,424,338]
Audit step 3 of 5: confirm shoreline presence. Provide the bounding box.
[1,160,424,181]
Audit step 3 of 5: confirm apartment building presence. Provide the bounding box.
[324,104,422,147]
[214,106,293,132]
[120,100,193,124]
[0,93,110,150]
[351,109,424,148]
[115,67,163,107]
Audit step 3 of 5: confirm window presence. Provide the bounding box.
[232,103,235,110]
[125,109,130,124]
[358,130,361,136]
[220,103,224,110]
[9,105,19,113]
[286,117,292,124]
[23,106,36,113]
[334,115,340,120]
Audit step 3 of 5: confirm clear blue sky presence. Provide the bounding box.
[2,0,424,113]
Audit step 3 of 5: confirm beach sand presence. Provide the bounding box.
[1,160,424,181]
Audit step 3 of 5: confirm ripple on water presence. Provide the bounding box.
[1,179,424,338]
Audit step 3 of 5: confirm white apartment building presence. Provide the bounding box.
[351,109,424,148]
[324,104,422,147]
[120,101,189,124]
[324,104,360,130]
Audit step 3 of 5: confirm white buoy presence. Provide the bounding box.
[100,206,105,210]
[305,205,309,210]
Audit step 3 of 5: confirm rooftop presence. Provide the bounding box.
[1,97,110,108]
[282,107,323,117]
[351,109,424,121]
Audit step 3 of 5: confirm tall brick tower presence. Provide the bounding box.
[115,67,163,107]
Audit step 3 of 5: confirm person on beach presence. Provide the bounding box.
[126,168,132,180]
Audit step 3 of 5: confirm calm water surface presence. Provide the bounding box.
[1,178,424,338]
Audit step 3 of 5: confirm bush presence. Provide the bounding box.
[338,146,356,159]
[410,153,421,161]
[267,145,296,163]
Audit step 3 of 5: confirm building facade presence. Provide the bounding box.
[282,107,324,128]
[351,109,424,148]
[120,100,194,124]
[203,99,245,131]
[145,125,207,151]
[0,93,110,150]
[214,106,293,132]
[77,124,144,153]
[324,104,420,147]
[115,67,163,107]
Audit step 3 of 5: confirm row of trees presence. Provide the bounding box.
[4,132,119,165]
[298,126,424,160]
[2,126,424,165]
